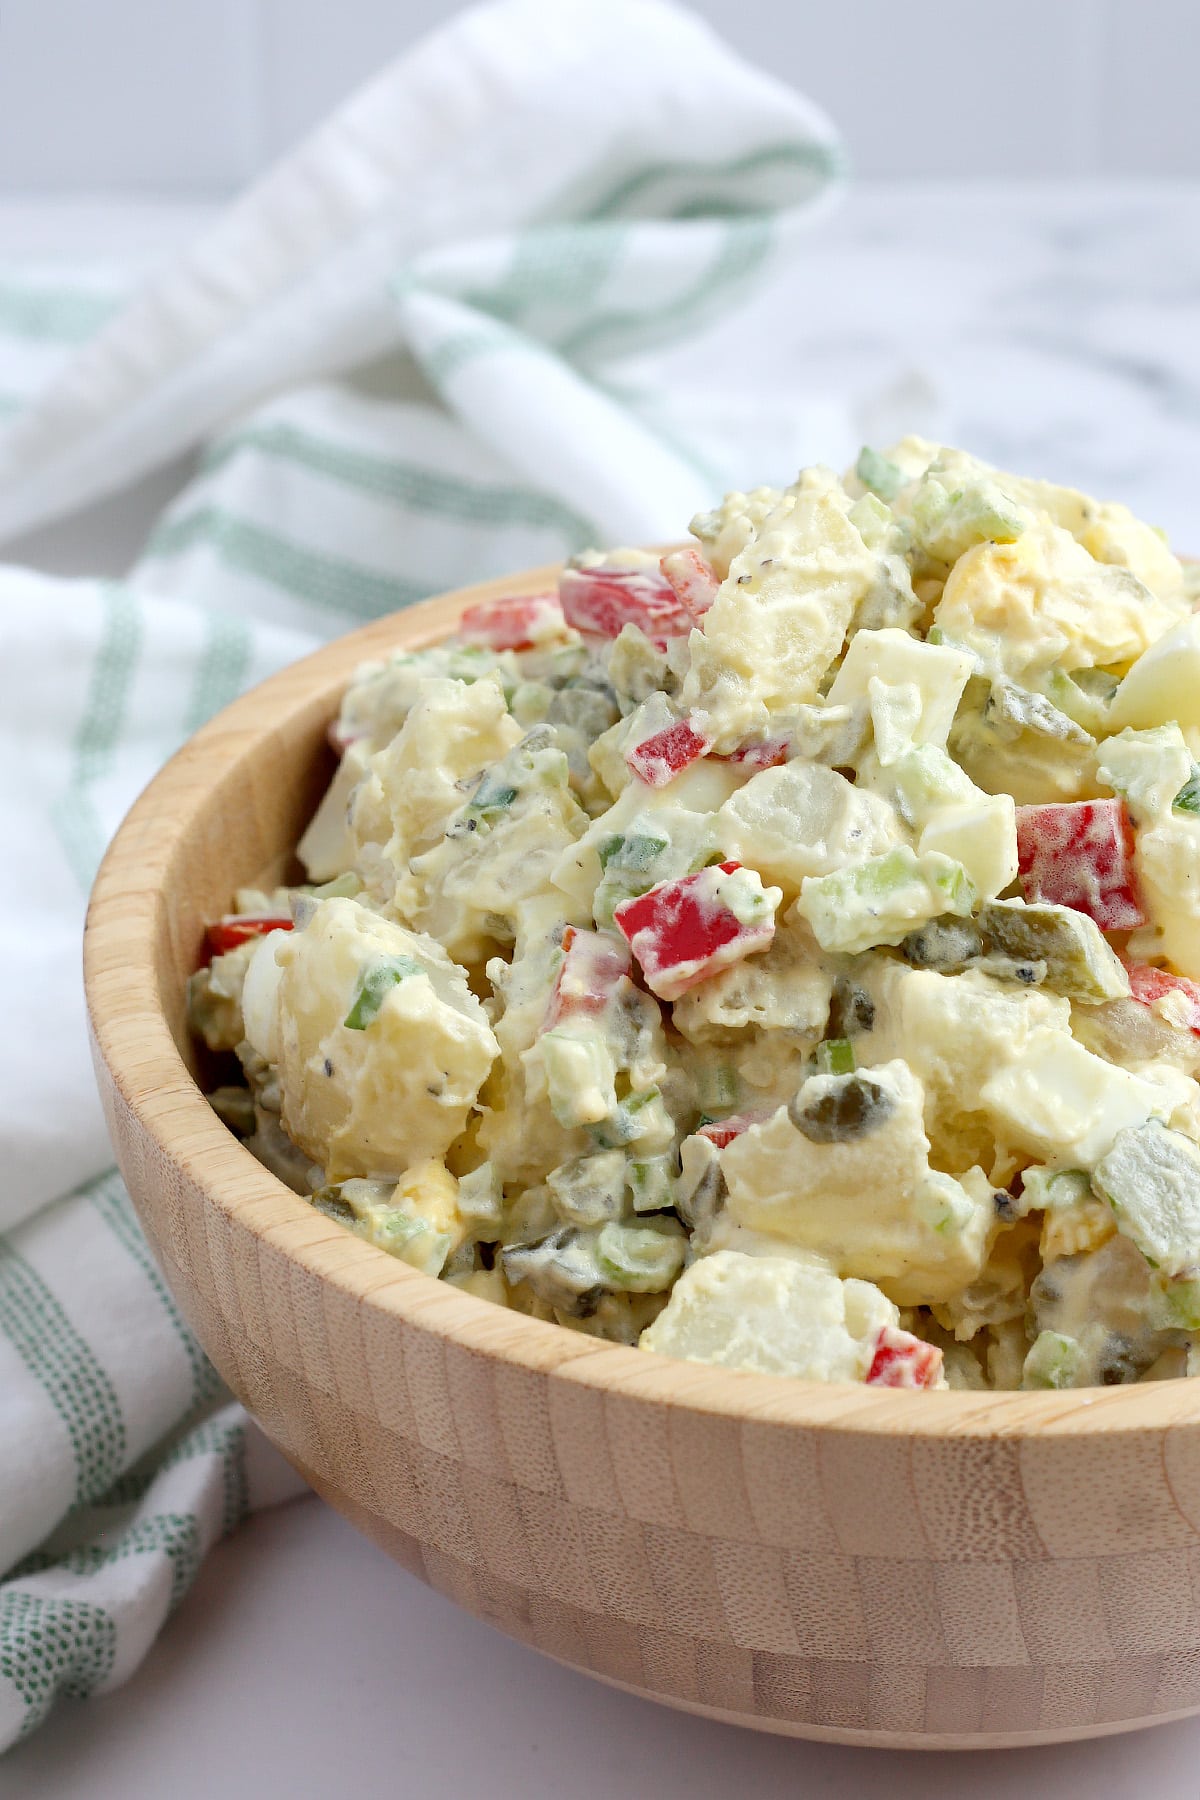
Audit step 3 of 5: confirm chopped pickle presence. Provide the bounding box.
[547,1150,627,1227]
[898,902,1130,1004]
[501,1229,607,1317]
[976,900,1130,1003]
[788,1071,897,1144]
[985,679,1093,748]
[1094,1121,1200,1276]
[826,974,876,1037]
[899,916,983,971]
[343,955,425,1029]
[208,1085,256,1136]
[628,1154,677,1214]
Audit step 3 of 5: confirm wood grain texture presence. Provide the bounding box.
[83,564,1200,1750]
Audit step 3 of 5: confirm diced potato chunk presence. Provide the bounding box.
[250,897,498,1180]
[640,1250,901,1382]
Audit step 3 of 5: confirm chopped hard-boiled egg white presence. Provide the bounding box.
[189,441,1200,1391]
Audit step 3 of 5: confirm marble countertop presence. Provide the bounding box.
[6,180,1200,1796]
[648,180,1200,555]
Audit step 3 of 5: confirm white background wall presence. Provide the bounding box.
[0,0,1197,193]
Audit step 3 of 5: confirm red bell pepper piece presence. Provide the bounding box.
[457,592,566,651]
[327,718,364,756]
[625,716,713,788]
[558,564,692,647]
[544,924,631,1028]
[1015,798,1145,930]
[659,547,718,623]
[614,861,777,1001]
[721,737,790,771]
[697,1110,772,1149]
[205,916,293,957]
[1125,962,1200,1035]
[864,1325,943,1390]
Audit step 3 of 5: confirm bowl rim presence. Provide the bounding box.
[84,563,1200,1442]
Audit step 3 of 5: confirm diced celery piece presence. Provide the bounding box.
[593,812,715,931]
[932,857,975,909]
[1093,1121,1200,1275]
[540,1028,618,1128]
[593,870,654,928]
[977,900,1130,1003]
[697,1060,740,1112]
[628,1154,677,1214]
[1020,1167,1093,1212]
[1097,724,1193,823]
[1174,771,1200,815]
[598,829,671,874]
[856,446,904,502]
[358,1206,452,1277]
[344,956,425,1029]
[595,1219,686,1292]
[816,1038,856,1076]
[798,846,977,955]
[911,475,1027,562]
[883,744,978,828]
[468,774,519,815]
[1021,1330,1084,1390]
[511,679,554,727]
[849,490,893,548]
[589,1086,674,1152]
[1046,668,1118,737]
[594,829,674,927]
[1153,1273,1200,1331]
[548,1150,627,1227]
[309,871,363,900]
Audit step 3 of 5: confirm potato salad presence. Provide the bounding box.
[189,438,1200,1393]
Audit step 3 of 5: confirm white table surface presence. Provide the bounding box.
[8,182,1200,1794]
[4,1492,1200,1800]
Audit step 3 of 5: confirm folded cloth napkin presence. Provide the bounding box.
[0,0,845,1747]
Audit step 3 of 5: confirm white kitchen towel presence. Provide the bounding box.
[0,0,845,1748]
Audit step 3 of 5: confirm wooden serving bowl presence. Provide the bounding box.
[85,565,1200,1751]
